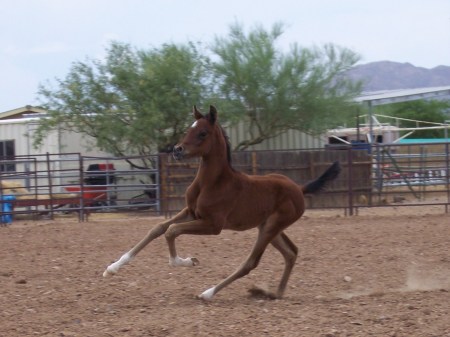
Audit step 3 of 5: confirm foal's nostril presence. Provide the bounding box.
[173,145,184,160]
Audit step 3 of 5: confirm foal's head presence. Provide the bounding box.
[173,105,229,161]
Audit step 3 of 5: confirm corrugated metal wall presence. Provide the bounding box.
[0,119,111,157]
[0,119,59,156]
[1,118,325,156]
[1,120,111,193]
[59,130,110,157]
[225,121,325,151]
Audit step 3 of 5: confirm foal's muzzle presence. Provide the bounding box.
[173,145,184,160]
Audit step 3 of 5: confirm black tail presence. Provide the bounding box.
[302,161,341,194]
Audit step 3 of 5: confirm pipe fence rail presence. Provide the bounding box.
[1,153,159,222]
[1,143,449,223]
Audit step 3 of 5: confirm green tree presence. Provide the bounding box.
[36,41,209,160]
[211,23,362,150]
[377,100,450,138]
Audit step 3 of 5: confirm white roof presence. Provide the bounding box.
[354,86,450,106]
[327,124,400,136]
[0,117,41,124]
[0,105,46,119]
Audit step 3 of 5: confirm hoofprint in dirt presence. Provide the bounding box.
[1,210,449,337]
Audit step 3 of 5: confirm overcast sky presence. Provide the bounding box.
[1,0,449,112]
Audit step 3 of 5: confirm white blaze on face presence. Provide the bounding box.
[191,121,198,128]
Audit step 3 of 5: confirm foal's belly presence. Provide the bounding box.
[223,182,304,231]
[224,215,266,231]
[224,201,275,231]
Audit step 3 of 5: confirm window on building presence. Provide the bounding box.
[328,136,348,144]
[0,140,16,172]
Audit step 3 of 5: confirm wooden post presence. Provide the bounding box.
[252,151,258,175]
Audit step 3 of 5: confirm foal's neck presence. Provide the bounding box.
[198,131,234,184]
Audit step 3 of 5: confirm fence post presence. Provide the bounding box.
[79,155,85,222]
[158,154,169,218]
[155,154,161,215]
[46,152,55,220]
[251,151,258,175]
[347,147,354,216]
[446,142,450,213]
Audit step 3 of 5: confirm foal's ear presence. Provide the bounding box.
[193,105,204,120]
[207,105,217,125]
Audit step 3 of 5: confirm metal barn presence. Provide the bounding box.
[0,106,111,158]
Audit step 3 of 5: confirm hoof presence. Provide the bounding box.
[102,269,112,277]
[248,285,278,300]
[102,265,118,277]
[198,287,216,301]
[170,256,200,267]
[102,253,131,277]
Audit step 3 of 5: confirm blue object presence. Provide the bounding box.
[398,138,450,144]
[1,195,16,224]
[351,141,371,153]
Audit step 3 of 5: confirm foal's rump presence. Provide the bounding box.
[225,161,340,230]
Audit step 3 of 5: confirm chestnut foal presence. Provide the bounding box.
[103,105,340,300]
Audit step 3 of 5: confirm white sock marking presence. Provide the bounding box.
[199,287,216,301]
[103,252,132,277]
[169,256,197,267]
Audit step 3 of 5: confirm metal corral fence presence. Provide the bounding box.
[1,144,449,223]
[145,142,450,216]
[370,142,450,211]
[0,153,159,222]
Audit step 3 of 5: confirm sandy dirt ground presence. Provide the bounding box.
[1,206,450,337]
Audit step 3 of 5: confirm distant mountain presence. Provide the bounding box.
[345,61,450,91]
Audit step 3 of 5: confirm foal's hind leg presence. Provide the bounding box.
[269,232,298,298]
[103,207,192,277]
[199,226,275,301]
[247,232,298,299]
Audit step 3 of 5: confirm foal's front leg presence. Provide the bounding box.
[165,219,222,267]
[103,208,192,277]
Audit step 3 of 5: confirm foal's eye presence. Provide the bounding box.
[198,130,208,139]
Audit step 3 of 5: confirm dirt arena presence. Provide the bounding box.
[1,207,450,337]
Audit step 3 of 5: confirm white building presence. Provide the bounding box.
[0,106,110,162]
[0,106,114,197]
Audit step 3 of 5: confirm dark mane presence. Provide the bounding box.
[219,126,233,166]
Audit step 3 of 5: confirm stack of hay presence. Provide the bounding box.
[0,180,78,200]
